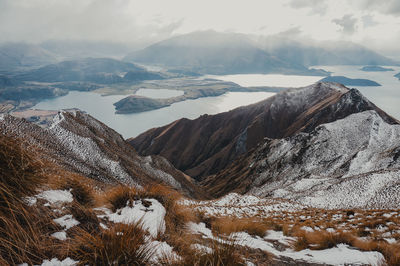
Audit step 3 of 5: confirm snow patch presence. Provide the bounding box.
[36,190,73,204]
[40,257,78,266]
[51,231,67,241]
[149,240,181,263]
[54,215,80,230]
[101,198,166,238]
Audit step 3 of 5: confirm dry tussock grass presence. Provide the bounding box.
[61,174,97,207]
[289,225,400,265]
[182,239,246,266]
[210,217,269,238]
[70,223,154,265]
[0,136,64,264]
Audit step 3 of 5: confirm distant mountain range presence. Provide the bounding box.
[0,31,397,76]
[319,76,381,86]
[258,34,397,67]
[360,65,394,72]
[124,31,397,75]
[124,31,327,75]
[0,43,57,71]
[16,57,163,83]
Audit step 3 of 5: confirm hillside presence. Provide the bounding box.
[16,57,156,83]
[125,31,397,74]
[258,35,397,66]
[2,83,400,265]
[319,76,381,86]
[203,110,400,207]
[124,31,327,75]
[1,109,204,198]
[0,42,58,71]
[360,65,394,72]
[130,82,397,179]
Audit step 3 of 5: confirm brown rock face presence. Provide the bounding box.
[129,82,397,181]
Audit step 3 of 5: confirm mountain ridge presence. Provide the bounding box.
[0,109,206,198]
[130,82,398,180]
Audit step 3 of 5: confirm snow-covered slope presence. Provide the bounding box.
[206,110,400,209]
[0,110,205,198]
[247,110,400,208]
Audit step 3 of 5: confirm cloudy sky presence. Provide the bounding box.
[1,0,400,56]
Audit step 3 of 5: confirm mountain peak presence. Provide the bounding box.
[130,83,396,180]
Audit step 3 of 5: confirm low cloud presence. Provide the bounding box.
[332,14,358,35]
[362,15,378,28]
[288,0,328,15]
[0,0,182,44]
[353,0,400,16]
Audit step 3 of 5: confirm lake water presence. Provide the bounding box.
[314,65,400,120]
[206,74,324,87]
[135,88,183,98]
[34,91,275,138]
[33,67,400,138]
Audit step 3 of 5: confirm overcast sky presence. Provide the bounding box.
[1,0,400,56]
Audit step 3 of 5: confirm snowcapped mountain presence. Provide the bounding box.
[130,82,397,180]
[0,110,205,198]
[206,110,400,208]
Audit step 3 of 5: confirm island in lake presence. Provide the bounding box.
[113,78,286,114]
[360,65,394,72]
[319,76,381,86]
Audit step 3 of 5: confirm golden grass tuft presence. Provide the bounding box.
[0,136,46,206]
[181,239,246,266]
[211,217,269,238]
[69,203,100,233]
[0,136,64,264]
[61,175,97,207]
[103,185,138,212]
[70,223,155,265]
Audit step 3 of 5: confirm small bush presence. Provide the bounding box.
[211,218,269,238]
[0,136,46,207]
[183,239,246,266]
[69,203,100,233]
[70,223,154,265]
[103,185,137,212]
[62,176,96,207]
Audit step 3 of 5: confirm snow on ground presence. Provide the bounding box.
[51,231,67,241]
[54,215,80,230]
[182,193,304,218]
[50,124,135,185]
[247,110,400,209]
[35,189,74,205]
[264,230,296,246]
[188,222,386,266]
[99,198,166,238]
[190,243,213,254]
[140,156,182,189]
[49,112,65,130]
[148,240,181,263]
[301,170,400,209]
[40,257,78,266]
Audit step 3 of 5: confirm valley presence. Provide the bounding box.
[1,23,400,265]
